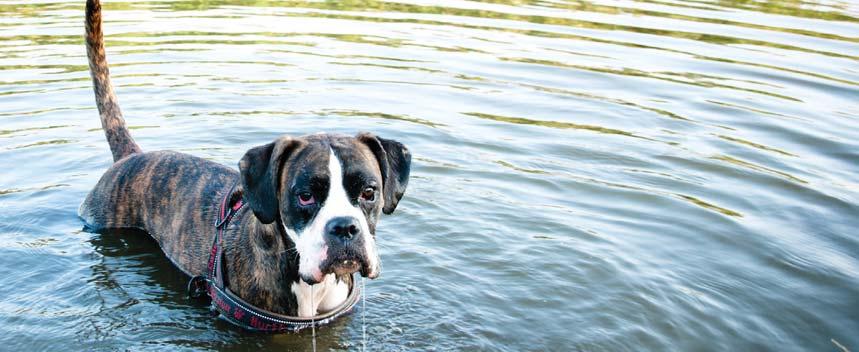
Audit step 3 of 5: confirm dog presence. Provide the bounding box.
[79,0,410,318]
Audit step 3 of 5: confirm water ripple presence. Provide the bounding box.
[1,0,857,350]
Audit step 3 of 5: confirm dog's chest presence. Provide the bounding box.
[291,274,350,317]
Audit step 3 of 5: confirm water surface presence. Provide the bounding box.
[1,0,858,350]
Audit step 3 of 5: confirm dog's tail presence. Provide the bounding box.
[85,0,141,162]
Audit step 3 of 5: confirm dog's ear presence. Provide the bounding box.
[239,136,302,224]
[357,132,411,214]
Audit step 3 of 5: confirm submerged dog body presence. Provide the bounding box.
[79,0,410,317]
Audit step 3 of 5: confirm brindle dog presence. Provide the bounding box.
[79,0,410,317]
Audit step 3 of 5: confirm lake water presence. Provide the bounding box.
[1,0,858,350]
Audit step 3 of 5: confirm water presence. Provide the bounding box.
[1,0,857,350]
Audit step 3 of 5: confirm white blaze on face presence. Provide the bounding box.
[286,149,381,316]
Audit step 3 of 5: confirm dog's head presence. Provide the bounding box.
[238,133,410,284]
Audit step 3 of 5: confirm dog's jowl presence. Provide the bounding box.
[79,0,411,319]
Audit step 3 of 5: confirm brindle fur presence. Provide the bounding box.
[79,0,408,316]
[84,0,140,162]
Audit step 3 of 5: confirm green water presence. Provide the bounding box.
[1,0,857,350]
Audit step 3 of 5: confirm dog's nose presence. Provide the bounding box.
[325,216,361,240]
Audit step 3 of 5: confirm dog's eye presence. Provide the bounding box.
[298,192,315,206]
[360,187,375,202]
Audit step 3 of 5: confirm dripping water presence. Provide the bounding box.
[311,284,317,352]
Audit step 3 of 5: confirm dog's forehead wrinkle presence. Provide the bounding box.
[331,141,381,182]
[285,144,331,187]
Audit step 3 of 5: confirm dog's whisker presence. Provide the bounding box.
[277,247,299,256]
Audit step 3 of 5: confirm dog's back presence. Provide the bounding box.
[80,150,237,274]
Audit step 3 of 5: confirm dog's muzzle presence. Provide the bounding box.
[301,216,378,284]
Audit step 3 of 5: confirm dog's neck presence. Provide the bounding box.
[221,208,348,317]
[221,214,297,314]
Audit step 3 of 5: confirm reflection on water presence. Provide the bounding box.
[1,0,858,350]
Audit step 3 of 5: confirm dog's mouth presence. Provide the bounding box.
[321,252,370,277]
[300,262,376,285]
[299,240,381,284]
[298,249,377,285]
[328,258,362,276]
